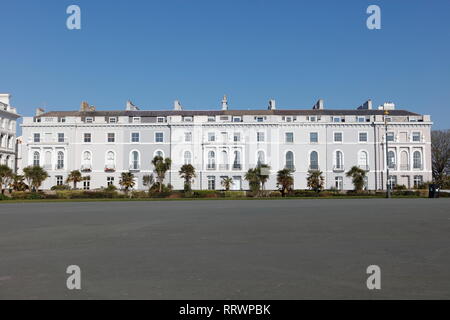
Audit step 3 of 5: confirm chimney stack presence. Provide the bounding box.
[268,99,276,110]
[126,100,139,111]
[80,101,95,112]
[221,95,228,111]
[313,99,324,110]
[378,102,396,111]
[358,99,373,110]
[36,108,45,116]
[174,100,183,111]
[0,93,11,107]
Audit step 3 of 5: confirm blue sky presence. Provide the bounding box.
[1,0,449,129]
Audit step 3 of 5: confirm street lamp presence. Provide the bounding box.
[384,110,391,198]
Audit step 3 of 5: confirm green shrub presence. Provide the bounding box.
[51,185,71,191]
[223,191,246,198]
[131,191,148,199]
[11,192,45,200]
[55,190,120,199]
[269,191,282,198]
[192,190,224,198]
[0,194,11,201]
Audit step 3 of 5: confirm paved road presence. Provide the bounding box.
[0,199,449,299]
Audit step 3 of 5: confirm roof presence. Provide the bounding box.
[37,109,421,118]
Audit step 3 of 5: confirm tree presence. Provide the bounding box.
[152,156,172,192]
[119,172,135,193]
[179,164,196,192]
[9,174,28,192]
[245,168,261,195]
[307,170,324,193]
[0,165,13,194]
[221,177,233,191]
[66,170,83,190]
[346,166,367,192]
[257,164,271,192]
[431,130,450,187]
[142,174,155,192]
[23,166,49,192]
[277,169,294,197]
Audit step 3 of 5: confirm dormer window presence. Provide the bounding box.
[109,117,117,123]
[58,117,66,123]
[233,117,242,122]
[332,117,342,123]
[308,116,317,122]
[85,117,94,123]
[183,116,193,122]
[133,117,141,123]
[255,116,266,123]
[208,116,216,122]
[357,116,366,123]
[220,116,230,121]
[157,117,166,123]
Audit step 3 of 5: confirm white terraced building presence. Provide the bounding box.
[19,97,432,191]
[0,94,20,171]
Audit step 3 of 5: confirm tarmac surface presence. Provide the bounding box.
[0,199,449,299]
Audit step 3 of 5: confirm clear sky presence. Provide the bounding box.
[1,0,449,129]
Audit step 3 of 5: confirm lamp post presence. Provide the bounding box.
[384,111,391,198]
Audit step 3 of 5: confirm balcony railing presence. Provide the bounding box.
[358,165,370,171]
[412,165,424,171]
[285,165,296,171]
[129,164,140,172]
[333,165,345,172]
[232,164,242,170]
[207,164,216,170]
[219,164,230,171]
[81,164,92,172]
[309,165,320,171]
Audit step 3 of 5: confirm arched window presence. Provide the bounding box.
[33,151,40,167]
[184,151,192,165]
[57,151,64,170]
[358,151,368,170]
[155,150,164,158]
[131,151,140,170]
[388,151,396,169]
[413,151,422,169]
[233,150,241,170]
[221,150,228,170]
[285,151,294,170]
[257,151,265,166]
[106,151,115,169]
[310,151,318,170]
[335,151,344,169]
[208,151,216,170]
[82,151,92,171]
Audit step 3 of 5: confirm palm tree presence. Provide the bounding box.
[257,164,271,192]
[346,166,367,192]
[0,165,13,194]
[152,156,172,192]
[119,172,135,193]
[277,169,294,197]
[221,177,233,191]
[23,166,49,192]
[142,174,155,192]
[245,168,261,195]
[66,170,83,189]
[179,164,196,192]
[307,170,324,193]
[9,174,28,192]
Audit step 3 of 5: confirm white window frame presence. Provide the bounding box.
[84,133,92,143]
[184,132,192,143]
[257,132,265,143]
[359,131,368,143]
[132,117,141,124]
[131,132,140,143]
[85,117,94,123]
[333,132,343,143]
[155,132,164,143]
[412,132,421,142]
